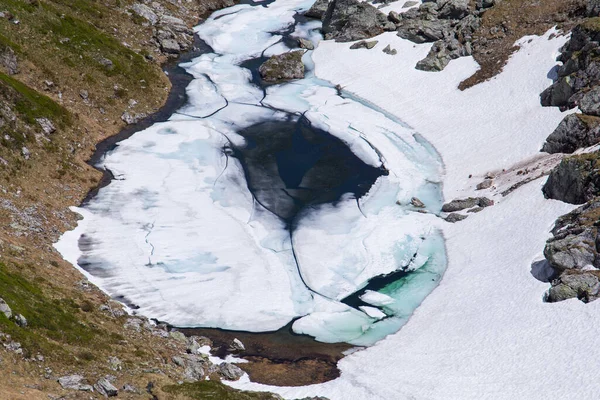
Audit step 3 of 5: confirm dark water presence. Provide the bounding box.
[232,116,386,222]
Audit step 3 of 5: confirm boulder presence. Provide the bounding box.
[0,46,18,75]
[445,213,468,223]
[58,375,94,392]
[542,113,600,154]
[547,271,600,302]
[0,298,12,319]
[298,38,315,50]
[160,38,181,54]
[132,3,158,25]
[95,377,118,397]
[579,87,600,116]
[322,0,389,42]
[349,40,378,49]
[14,314,27,327]
[543,153,600,204]
[35,117,56,135]
[229,338,245,352]
[305,0,329,20]
[436,0,469,19]
[382,44,397,55]
[259,51,305,83]
[218,362,245,381]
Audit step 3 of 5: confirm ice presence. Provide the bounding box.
[55,0,449,346]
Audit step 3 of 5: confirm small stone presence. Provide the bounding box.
[14,314,27,327]
[79,90,89,100]
[35,118,56,135]
[108,356,122,371]
[218,363,244,381]
[388,11,401,24]
[478,197,494,208]
[21,147,30,160]
[229,338,245,352]
[410,197,425,208]
[445,213,468,223]
[382,44,397,55]
[160,38,181,54]
[476,179,493,190]
[349,40,378,50]
[123,384,140,394]
[298,38,315,50]
[170,330,186,342]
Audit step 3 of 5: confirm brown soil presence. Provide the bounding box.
[182,325,353,386]
[460,0,587,90]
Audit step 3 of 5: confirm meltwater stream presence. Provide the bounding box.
[55,0,447,347]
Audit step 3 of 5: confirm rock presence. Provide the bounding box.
[35,118,56,135]
[403,1,419,7]
[160,38,181,54]
[218,362,244,381]
[0,46,18,75]
[181,354,208,381]
[170,330,187,342]
[259,51,305,83]
[445,213,468,223]
[21,147,29,160]
[547,271,600,302]
[437,0,469,20]
[388,11,401,24]
[478,197,494,208]
[322,0,389,42]
[416,38,470,72]
[79,90,89,100]
[442,197,479,212]
[349,40,378,49]
[540,76,575,108]
[543,153,600,205]
[58,375,93,392]
[0,298,12,319]
[229,338,245,352]
[14,314,27,327]
[382,44,397,55]
[410,197,425,208]
[397,19,453,44]
[121,111,146,125]
[108,356,122,371]
[122,384,140,394]
[579,87,600,116]
[542,114,600,154]
[95,378,118,397]
[132,3,158,25]
[476,179,493,190]
[298,38,315,50]
[98,57,114,70]
[305,0,329,20]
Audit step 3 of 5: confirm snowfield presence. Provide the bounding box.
[228,19,600,400]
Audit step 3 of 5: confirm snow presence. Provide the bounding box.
[227,18,598,400]
[54,0,450,345]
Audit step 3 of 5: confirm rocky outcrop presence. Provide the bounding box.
[305,0,329,20]
[542,114,600,154]
[441,197,493,212]
[321,0,393,42]
[543,153,600,204]
[539,200,600,302]
[259,51,305,82]
[394,0,495,71]
[0,46,18,75]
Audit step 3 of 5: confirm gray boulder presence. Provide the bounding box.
[0,298,12,319]
[579,87,600,116]
[542,113,600,154]
[132,3,158,25]
[305,0,329,20]
[442,197,492,212]
[349,40,378,49]
[415,38,472,72]
[436,0,469,19]
[218,362,245,381]
[0,46,18,75]
[547,272,600,302]
[298,38,315,50]
[540,76,575,108]
[14,314,27,327]
[397,19,453,43]
[58,375,94,392]
[322,0,389,42]
[445,213,468,223]
[259,51,305,83]
[95,378,118,397]
[544,230,597,271]
[543,153,600,204]
[35,117,56,135]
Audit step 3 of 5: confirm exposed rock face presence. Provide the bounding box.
[442,197,493,212]
[543,153,600,204]
[541,18,600,110]
[259,51,305,82]
[394,0,492,71]
[542,114,600,154]
[322,0,391,42]
[539,200,600,302]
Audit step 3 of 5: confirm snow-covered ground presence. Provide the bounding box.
[227,15,600,400]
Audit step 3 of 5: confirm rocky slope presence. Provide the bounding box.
[0,0,300,399]
[537,2,600,304]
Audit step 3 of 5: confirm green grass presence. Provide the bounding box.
[163,381,281,400]
[0,71,72,127]
[0,263,102,358]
